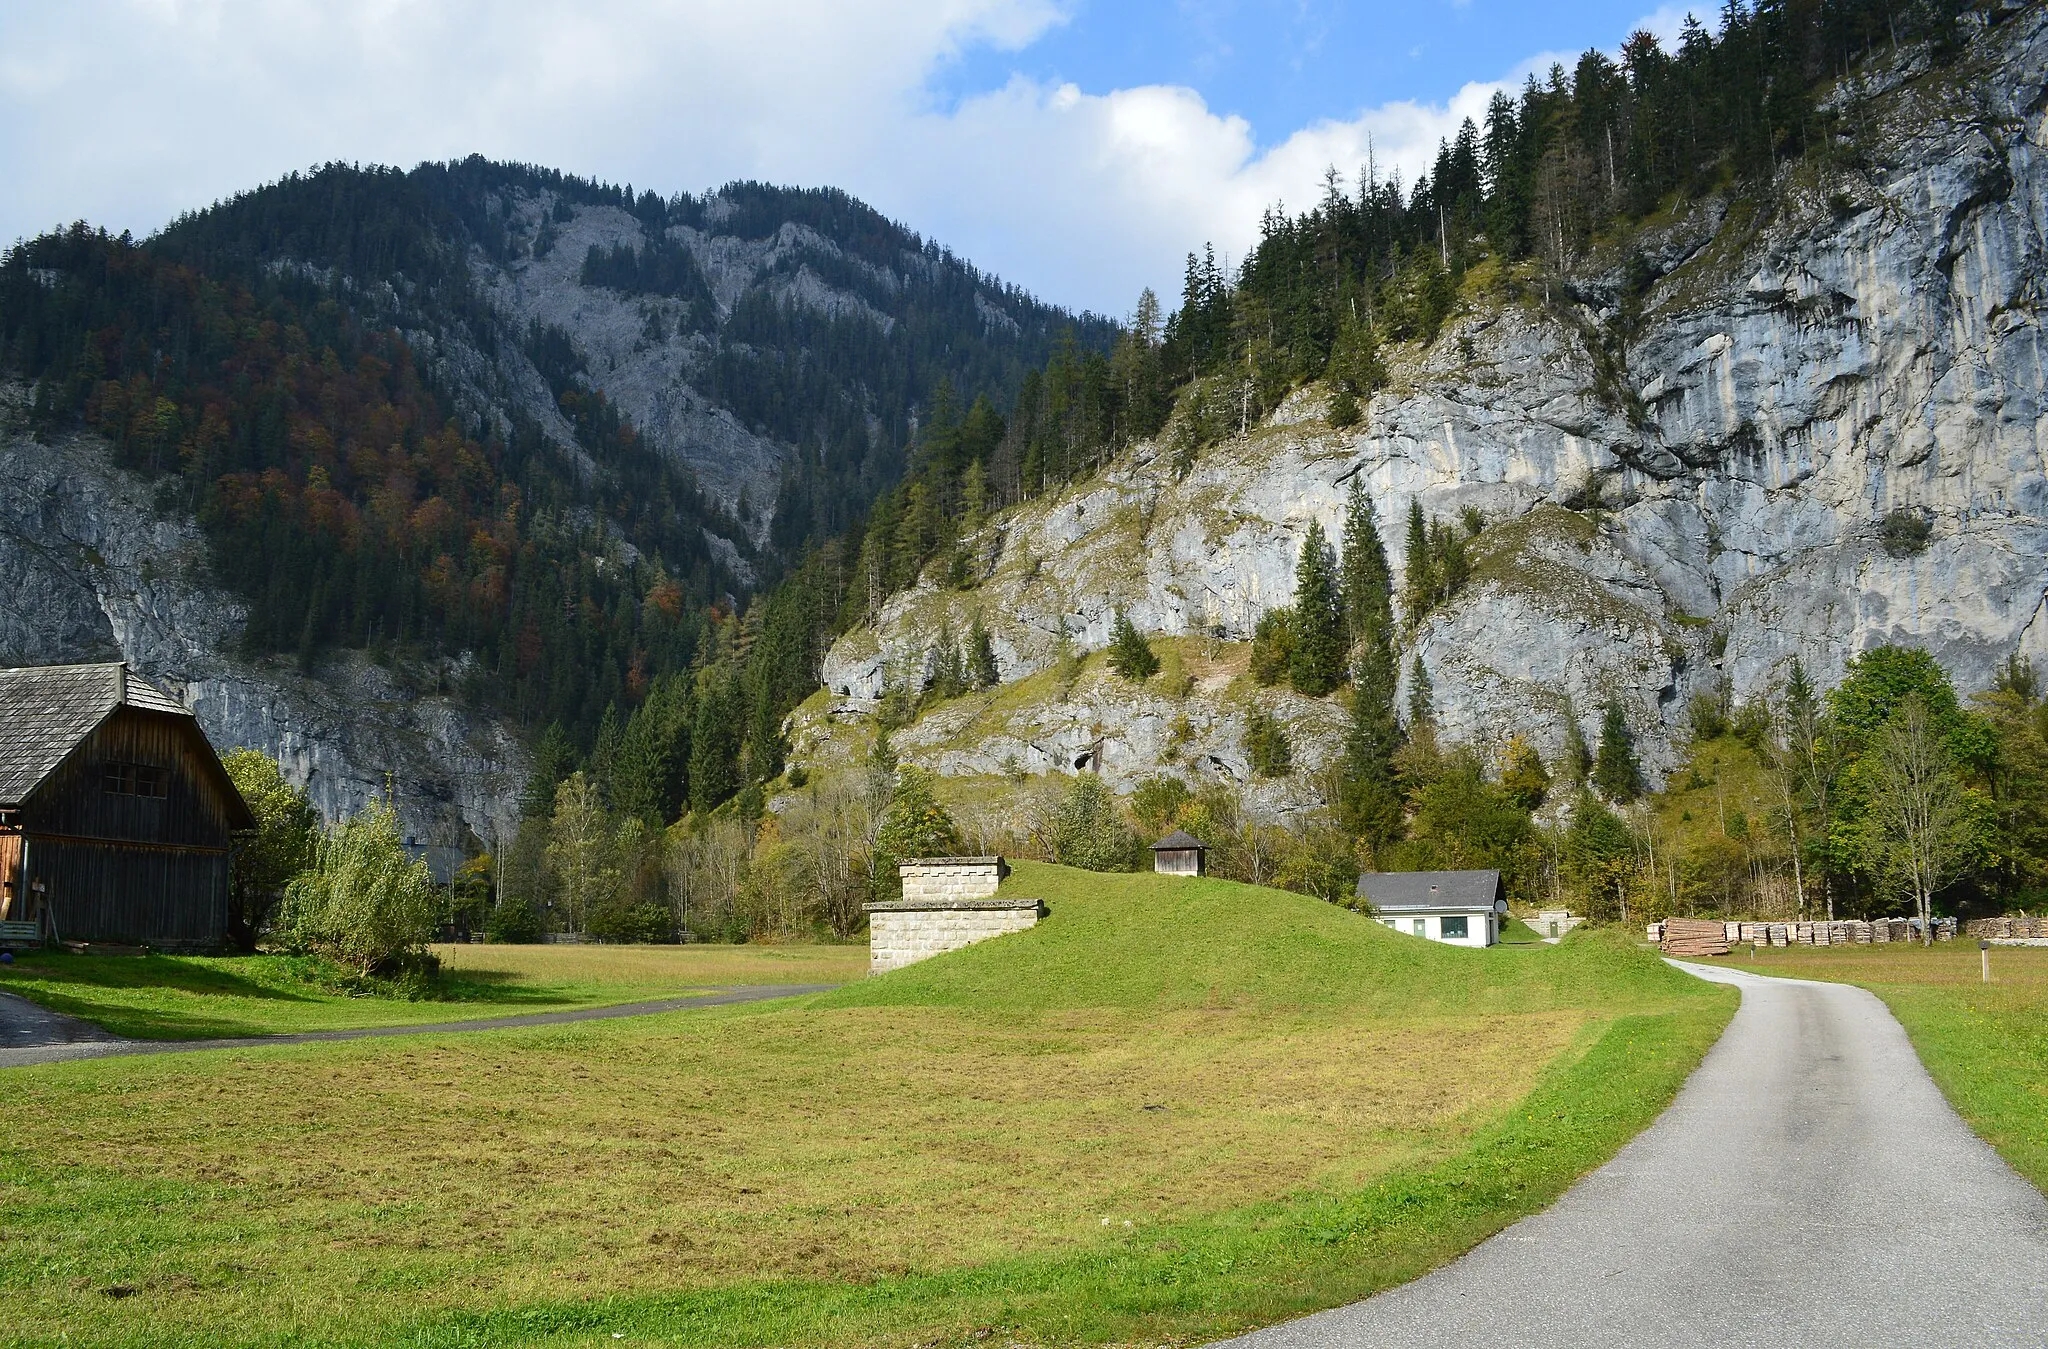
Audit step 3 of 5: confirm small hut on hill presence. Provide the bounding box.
[0,663,254,950]
[1151,830,1207,877]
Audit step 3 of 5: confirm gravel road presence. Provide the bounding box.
[1215,962,2048,1348]
[0,983,838,1068]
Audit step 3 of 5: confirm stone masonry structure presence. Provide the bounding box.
[899,856,1008,903]
[865,857,1037,973]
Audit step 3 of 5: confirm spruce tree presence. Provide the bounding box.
[1341,643,1405,851]
[1108,609,1160,680]
[1593,698,1644,802]
[1402,498,1436,629]
[1341,479,1394,653]
[1289,521,1345,696]
[1407,655,1435,728]
[967,615,1000,689]
[687,672,743,814]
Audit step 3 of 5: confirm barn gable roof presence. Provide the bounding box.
[1355,869,1505,913]
[0,664,253,826]
[1151,830,1206,852]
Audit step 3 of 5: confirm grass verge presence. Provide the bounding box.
[1730,943,2048,1192]
[0,943,866,1039]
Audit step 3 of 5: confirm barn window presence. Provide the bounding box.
[1441,915,1469,939]
[103,763,168,798]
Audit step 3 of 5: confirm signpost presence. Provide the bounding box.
[1980,937,1992,984]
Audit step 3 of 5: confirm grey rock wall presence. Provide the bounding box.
[822,11,2048,792]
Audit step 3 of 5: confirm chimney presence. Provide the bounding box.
[116,662,128,703]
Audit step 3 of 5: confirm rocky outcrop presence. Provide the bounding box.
[821,10,2048,795]
[0,394,526,868]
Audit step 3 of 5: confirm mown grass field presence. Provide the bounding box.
[0,863,1734,1348]
[1732,942,2048,1191]
[0,942,867,1039]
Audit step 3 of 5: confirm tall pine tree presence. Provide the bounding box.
[1593,698,1644,802]
[1289,520,1346,696]
[1341,479,1394,653]
[1402,498,1436,630]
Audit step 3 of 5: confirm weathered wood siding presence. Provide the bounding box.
[18,707,237,948]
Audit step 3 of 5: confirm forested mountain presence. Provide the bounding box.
[0,162,1111,753]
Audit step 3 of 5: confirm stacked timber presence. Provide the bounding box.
[1724,921,1742,943]
[1661,917,1731,957]
[1968,915,2048,940]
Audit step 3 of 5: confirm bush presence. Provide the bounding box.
[1245,707,1293,778]
[483,893,544,943]
[1249,608,1296,686]
[221,748,318,948]
[873,767,962,896]
[1879,508,1932,557]
[277,798,439,977]
[1050,774,1140,872]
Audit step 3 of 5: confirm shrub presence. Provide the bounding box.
[1879,508,1932,557]
[1249,608,1296,686]
[873,766,962,896]
[1050,774,1140,871]
[1245,707,1293,778]
[278,798,439,977]
[221,748,318,948]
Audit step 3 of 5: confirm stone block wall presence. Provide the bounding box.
[864,898,1039,973]
[899,856,1008,903]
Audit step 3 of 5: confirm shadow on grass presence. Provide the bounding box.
[0,952,600,1040]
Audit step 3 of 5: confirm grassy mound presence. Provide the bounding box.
[835,860,1701,1016]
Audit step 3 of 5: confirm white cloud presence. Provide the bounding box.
[0,0,1624,316]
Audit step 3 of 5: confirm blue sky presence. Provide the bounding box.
[0,1,1693,315]
[936,0,1671,148]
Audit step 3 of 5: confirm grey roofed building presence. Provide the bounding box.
[1354,869,1506,913]
[0,663,254,950]
[1150,830,1206,852]
[0,663,191,807]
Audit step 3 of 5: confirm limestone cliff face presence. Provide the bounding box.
[0,395,526,866]
[820,10,2048,799]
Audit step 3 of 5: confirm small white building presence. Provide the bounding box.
[1355,869,1508,948]
[1533,909,1583,940]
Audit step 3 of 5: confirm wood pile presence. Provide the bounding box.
[1661,917,1731,957]
[1968,915,2048,940]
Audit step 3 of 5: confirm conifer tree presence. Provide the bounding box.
[1341,643,1405,851]
[1402,499,1437,629]
[967,615,1000,689]
[687,672,743,814]
[1108,609,1160,681]
[1407,655,1435,728]
[1289,521,1345,696]
[1341,479,1394,654]
[1593,698,1644,802]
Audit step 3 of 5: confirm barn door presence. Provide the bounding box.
[0,831,20,921]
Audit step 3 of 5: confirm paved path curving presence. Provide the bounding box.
[1216,962,2048,1348]
[0,984,838,1068]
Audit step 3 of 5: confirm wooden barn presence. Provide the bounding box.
[0,663,254,950]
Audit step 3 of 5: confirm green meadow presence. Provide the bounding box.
[0,863,1733,1347]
